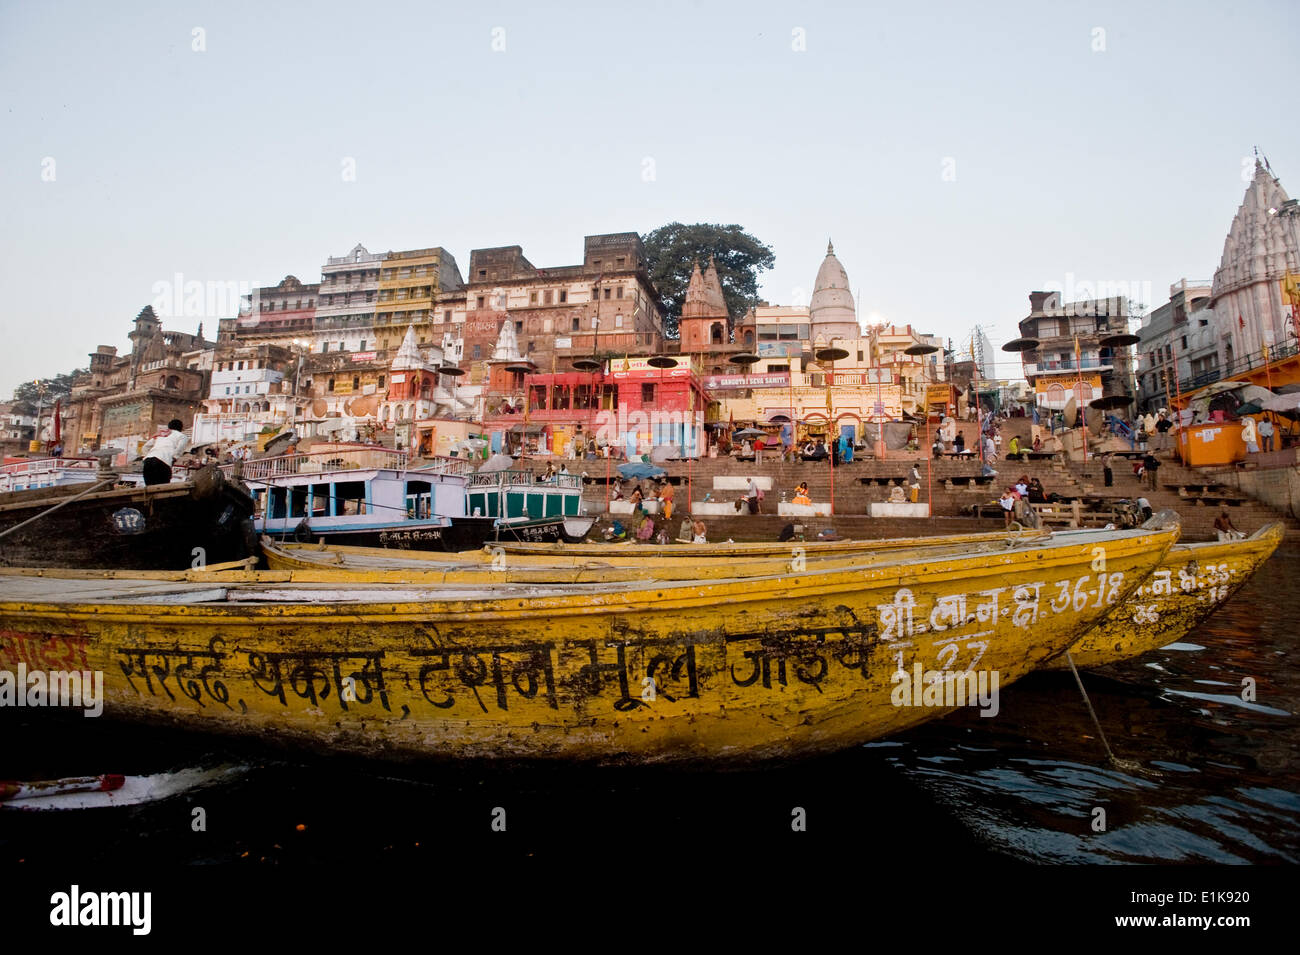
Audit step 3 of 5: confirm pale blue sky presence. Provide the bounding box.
[2,0,1297,396]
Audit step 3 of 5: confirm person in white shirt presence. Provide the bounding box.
[141,419,189,486]
[1258,416,1275,452]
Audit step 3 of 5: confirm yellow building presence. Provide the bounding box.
[374,247,465,351]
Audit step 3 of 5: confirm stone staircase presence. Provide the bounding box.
[994,413,1300,541]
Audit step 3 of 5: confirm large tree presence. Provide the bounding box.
[11,369,84,405]
[641,223,775,339]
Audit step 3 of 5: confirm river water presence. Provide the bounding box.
[2,548,1296,872]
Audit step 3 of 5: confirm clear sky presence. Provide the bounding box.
[2,0,1297,396]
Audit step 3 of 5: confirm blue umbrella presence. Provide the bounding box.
[617,462,666,479]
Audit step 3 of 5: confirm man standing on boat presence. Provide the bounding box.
[141,419,189,486]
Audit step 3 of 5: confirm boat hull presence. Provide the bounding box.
[0,469,255,571]
[264,515,594,552]
[1045,523,1283,669]
[0,525,1177,763]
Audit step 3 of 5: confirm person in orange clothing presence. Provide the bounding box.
[659,480,675,520]
[792,481,812,506]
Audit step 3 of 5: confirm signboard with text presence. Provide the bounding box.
[702,373,791,390]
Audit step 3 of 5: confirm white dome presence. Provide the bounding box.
[810,240,858,341]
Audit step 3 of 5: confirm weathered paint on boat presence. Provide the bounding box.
[322,527,1055,569]
[1044,522,1283,670]
[254,533,1054,584]
[0,524,1178,763]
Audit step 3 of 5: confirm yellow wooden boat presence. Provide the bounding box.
[0,522,1178,763]
[255,531,1053,584]
[257,518,1279,671]
[259,526,1055,571]
[1043,522,1283,670]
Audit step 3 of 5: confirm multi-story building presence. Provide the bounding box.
[373,247,464,351]
[1134,280,1216,413]
[314,243,383,355]
[233,275,320,345]
[487,356,705,458]
[189,343,298,445]
[458,233,666,377]
[1016,292,1134,411]
[0,400,36,458]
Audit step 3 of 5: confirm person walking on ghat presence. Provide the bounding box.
[1142,451,1160,491]
[1102,452,1113,488]
[746,476,762,514]
[141,419,189,486]
[909,464,922,503]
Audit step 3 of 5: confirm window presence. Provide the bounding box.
[353,376,360,390]
[311,483,331,517]
[444,310,451,321]
[615,314,623,328]
[616,287,623,299]
[1181,336,1188,350]
[604,288,612,300]
[559,290,567,303]
[515,321,523,333]
[336,480,366,515]
[544,290,553,305]
[378,375,385,388]
[478,269,486,278]
[641,384,655,403]
[473,345,482,359]
[593,260,601,270]
[857,351,864,362]
[572,318,580,332]
[237,361,244,370]
[477,296,486,309]
[616,257,625,267]
[530,292,538,304]
[528,341,535,352]
[359,341,366,351]
[322,343,329,352]
[328,378,335,392]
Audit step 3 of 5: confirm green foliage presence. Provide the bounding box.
[641,223,775,339]
[11,370,85,405]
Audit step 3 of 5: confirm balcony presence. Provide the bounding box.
[1023,358,1113,377]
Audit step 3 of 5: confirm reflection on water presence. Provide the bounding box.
[1,549,1297,865]
[873,544,1300,863]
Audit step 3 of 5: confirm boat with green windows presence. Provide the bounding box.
[247,450,594,551]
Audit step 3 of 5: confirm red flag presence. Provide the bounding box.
[1239,315,1246,329]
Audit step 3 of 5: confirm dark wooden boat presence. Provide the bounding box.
[0,465,256,570]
